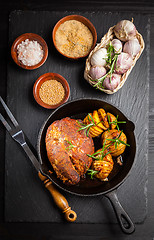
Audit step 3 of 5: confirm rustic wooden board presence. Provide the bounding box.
[5,10,149,223]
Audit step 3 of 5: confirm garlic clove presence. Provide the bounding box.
[114,20,137,42]
[89,66,106,79]
[102,74,121,90]
[115,52,133,74]
[90,48,107,66]
[123,38,141,58]
[111,39,123,53]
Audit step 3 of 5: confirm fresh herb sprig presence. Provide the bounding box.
[87,149,111,160]
[87,169,98,179]
[93,55,119,88]
[107,115,126,131]
[65,140,75,151]
[106,130,130,149]
[77,113,102,137]
[106,41,115,65]
[87,140,111,160]
[93,42,120,89]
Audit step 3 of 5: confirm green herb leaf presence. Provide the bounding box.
[87,140,111,161]
[118,140,130,146]
[108,115,127,132]
[65,140,75,151]
[106,131,130,148]
[87,113,95,125]
[106,41,115,65]
[77,120,93,137]
[101,150,112,159]
[87,169,98,179]
[93,42,120,89]
[117,130,123,139]
[77,114,101,137]
[105,138,115,142]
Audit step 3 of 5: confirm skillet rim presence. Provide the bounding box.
[37,98,136,196]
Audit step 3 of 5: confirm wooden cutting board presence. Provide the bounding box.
[5,10,149,223]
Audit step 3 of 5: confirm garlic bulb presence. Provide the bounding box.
[123,38,141,58]
[89,66,106,79]
[111,39,123,53]
[90,48,107,66]
[115,52,133,74]
[102,74,121,90]
[114,20,136,42]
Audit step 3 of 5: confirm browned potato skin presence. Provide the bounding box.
[107,112,117,129]
[101,129,127,157]
[91,149,114,181]
[98,108,109,129]
[83,108,110,138]
[83,113,103,137]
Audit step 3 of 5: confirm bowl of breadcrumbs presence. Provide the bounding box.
[52,15,97,59]
[33,73,70,109]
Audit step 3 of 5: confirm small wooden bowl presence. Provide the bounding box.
[11,33,48,70]
[33,72,70,109]
[52,15,97,60]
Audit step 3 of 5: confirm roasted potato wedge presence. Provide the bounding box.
[83,108,110,137]
[101,129,127,157]
[83,112,103,137]
[98,108,109,129]
[83,109,123,138]
[89,126,102,137]
[107,112,117,129]
[92,110,105,130]
[91,149,114,181]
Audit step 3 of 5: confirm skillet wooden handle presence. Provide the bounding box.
[38,172,77,222]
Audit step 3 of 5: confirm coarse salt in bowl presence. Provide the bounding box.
[17,39,44,66]
[11,33,48,70]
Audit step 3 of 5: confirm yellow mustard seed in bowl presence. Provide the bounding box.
[39,80,65,105]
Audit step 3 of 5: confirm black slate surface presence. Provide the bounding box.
[5,10,149,223]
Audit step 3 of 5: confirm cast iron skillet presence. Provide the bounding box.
[37,98,136,234]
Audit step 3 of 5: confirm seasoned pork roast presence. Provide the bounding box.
[45,117,94,185]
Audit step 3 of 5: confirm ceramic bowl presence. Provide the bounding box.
[11,33,48,70]
[33,72,70,109]
[52,15,97,59]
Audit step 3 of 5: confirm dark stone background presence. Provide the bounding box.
[0,1,154,239]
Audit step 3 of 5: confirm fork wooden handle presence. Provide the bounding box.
[38,172,77,222]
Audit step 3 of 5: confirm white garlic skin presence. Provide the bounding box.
[89,66,106,79]
[114,20,137,42]
[115,52,133,74]
[123,38,141,57]
[90,48,107,66]
[103,74,121,90]
[111,39,123,53]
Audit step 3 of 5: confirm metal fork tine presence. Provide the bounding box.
[0,97,42,172]
[0,96,19,127]
[0,113,12,132]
